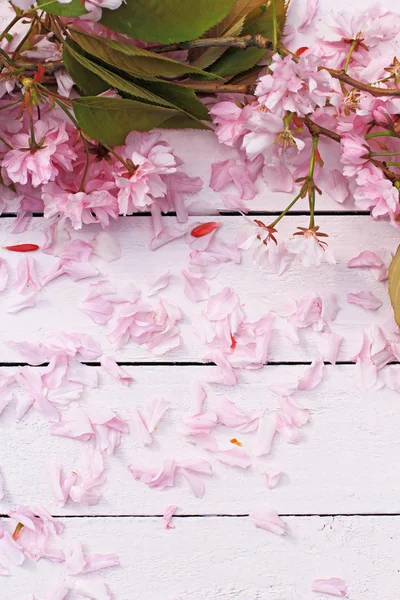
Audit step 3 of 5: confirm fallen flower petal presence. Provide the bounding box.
[72,580,112,600]
[147,271,171,296]
[191,222,221,238]
[347,291,383,311]
[318,331,342,365]
[214,447,252,469]
[262,468,283,490]
[181,269,210,302]
[91,232,122,262]
[252,416,277,457]
[216,397,264,432]
[311,578,347,596]
[163,505,177,529]
[4,244,39,252]
[297,357,324,391]
[0,258,9,292]
[250,508,286,535]
[66,539,119,575]
[100,355,133,385]
[128,458,177,491]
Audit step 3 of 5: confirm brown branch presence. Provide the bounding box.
[179,81,257,94]
[370,158,400,183]
[322,67,400,97]
[151,34,273,54]
[300,115,341,143]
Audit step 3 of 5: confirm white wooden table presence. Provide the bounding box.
[1,0,400,598]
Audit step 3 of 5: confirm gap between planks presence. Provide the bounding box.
[0,360,386,367]
[0,211,371,218]
[1,513,400,519]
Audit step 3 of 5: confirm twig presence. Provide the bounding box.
[150,34,273,54]
[300,115,341,143]
[321,67,400,97]
[179,82,257,94]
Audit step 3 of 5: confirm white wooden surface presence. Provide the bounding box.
[1,0,400,597]
[1,366,400,515]
[1,516,400,599]
[0,216,397,363]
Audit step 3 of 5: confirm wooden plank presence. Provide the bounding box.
[0,216,395,363]
[1,515,399,599]
[1,365,399,515]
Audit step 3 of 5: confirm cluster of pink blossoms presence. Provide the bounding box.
[209,5,400,269]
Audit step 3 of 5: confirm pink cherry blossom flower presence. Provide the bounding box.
[242,109,304,161]
[81,0,124,21]
[209,101,253,147]
[340,135,370,177]
[2,119,76,188]
[288,227,336,268]
[255,53,332,118]
[113,132,177,214]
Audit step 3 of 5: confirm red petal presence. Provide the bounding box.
[230,334,237,350]
[191,222,221,238]
[296,46,308,56]
[4,244,39,252]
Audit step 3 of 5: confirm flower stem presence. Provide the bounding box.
[0,135,12,149]
[384,161,400,166]
[370,151,400,156]
[271,0,278,50]
[268,190,304,228]
[0,45,17,68]
[365,131,396,139]
[79,136,90,192]
[308,137,319,228]
[343,40,357,73]
[0,14,21,42]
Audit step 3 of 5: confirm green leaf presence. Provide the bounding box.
[190,17,246,70]
[64,42,210,122]
[37,0,86,17]
[70,29,219,80]
[206,0,289,79]
[73,97,209,146]
[100,0,237,43]
[389,245,400,326]
[63,45,108,96]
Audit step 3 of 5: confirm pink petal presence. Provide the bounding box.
[347,291,383,311]
[347,250,384,269]
[14,255,41,294]
[66,539,119,575]
[178,459,212,497]
[8,291,37,313]
[322,169,350,204]
[147,271,171,296]
[49,463,77,507]
[59,239,92,262]
[131,408,152,446]
[0,532,25,566]
[128,458,177,491]
[69,447,106,506]
[252,416,277,457]
[205,350,238,386]
[311,578,347,596]
[318,331,342,365]
[214,447,252,469]
[190,382,206,415]
[142,396,170,433]
[72,580,112,600]
[0,258,9,292]
[250,508,286,535]
[151,223,188,250]
[261,468,283,490]
[51,405,94,441]
[91,232,122,262]
[0,469,5,500]
[163,505,177,529]
[216,397,263,432]
[297,0,319,32]
[181,411,218,435]
[100,355,133,385]
[181,269,210,302]
[297,357,324,391]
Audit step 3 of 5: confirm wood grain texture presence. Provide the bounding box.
[0,215,396,363]
[1,515,399,599]
[1,365,400,515]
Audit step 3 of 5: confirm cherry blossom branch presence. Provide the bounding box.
[150,34,273,54]
[321,67,400,97]
[179,82,257,94]
[300,116,341,143]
